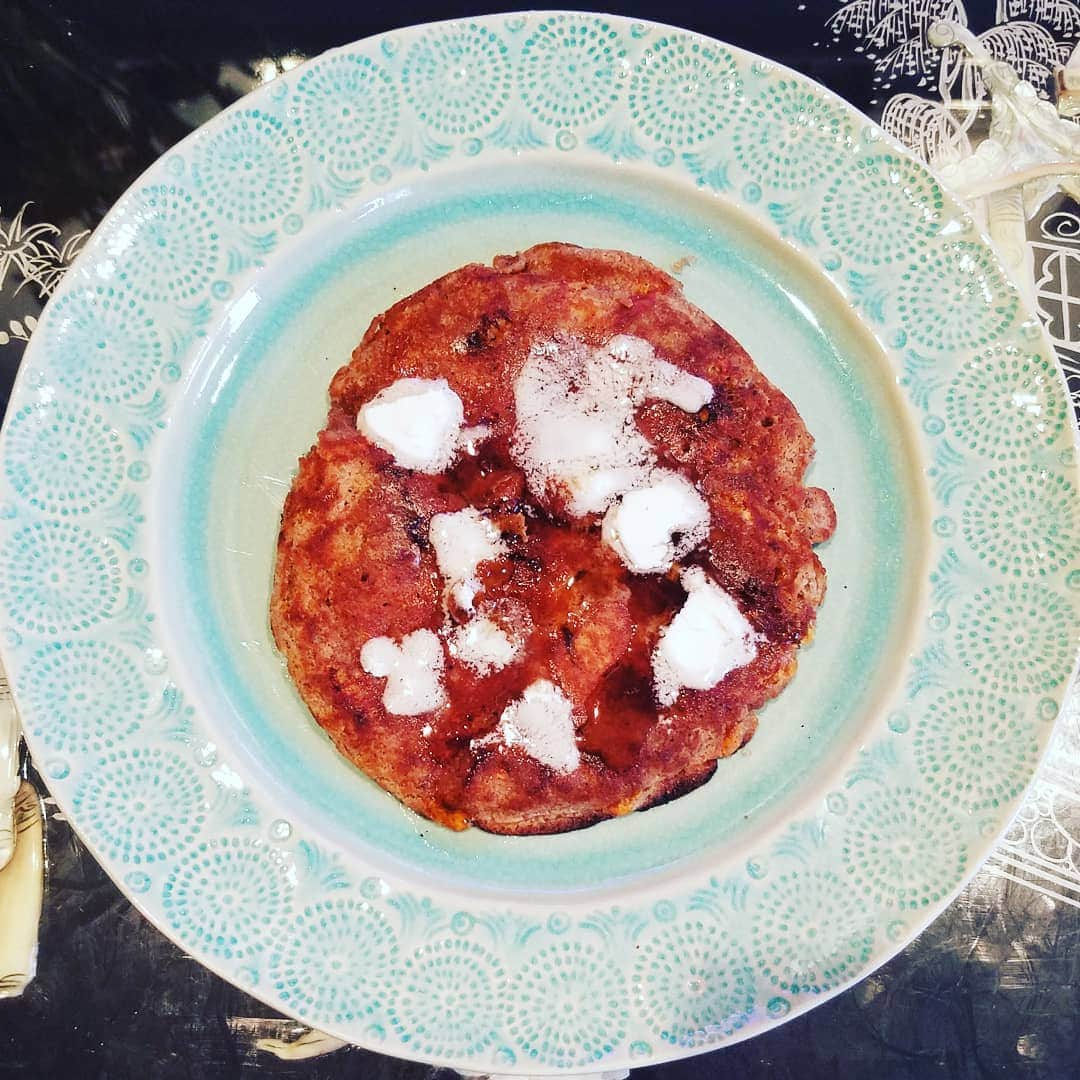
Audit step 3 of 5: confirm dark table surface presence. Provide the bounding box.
[4,2,1080,1077]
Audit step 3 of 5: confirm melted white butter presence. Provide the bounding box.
[360,629,446,715]
[511,334,713,517]
[652,567,758,707]
[429,508,505,615]
[357,377,465,472]
[448,617,519,675]
[602,471,710,574]
[608,334,712,412]
[473,679,580,773]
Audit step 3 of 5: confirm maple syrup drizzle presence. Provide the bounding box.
[425,440,692,774]
[578,572,685,772]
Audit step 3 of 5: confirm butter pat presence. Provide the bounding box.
[512,334,714,518]
[360,629,446,715]
[607,334,713,413]
[357,378,465,472]
[449,617,519,675]
[429,508,505,614]
[602,471,710,573]
[653,567,758,706]
[475,679,580,773]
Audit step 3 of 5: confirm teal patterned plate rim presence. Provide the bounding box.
[3,11,1079,1070]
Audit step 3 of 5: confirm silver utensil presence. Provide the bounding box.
[0,668,18,872]
[0,780,44,998]
[0,666,44,999]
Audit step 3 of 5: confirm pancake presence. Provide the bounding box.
[270,243,836,835]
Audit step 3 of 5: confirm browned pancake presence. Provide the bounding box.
[270,243,835,834]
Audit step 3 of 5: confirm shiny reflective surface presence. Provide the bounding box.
[3,2,1080,1077]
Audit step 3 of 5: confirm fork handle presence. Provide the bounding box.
[0,667,19,872]
[0,781,43,997]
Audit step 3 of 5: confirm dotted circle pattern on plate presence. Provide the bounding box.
[820,153,943,265]
[631,919,755,1047]
[914,689,1042,814]
[293,54,400,176]
[0,520,121,635]
[388,938,507,1057]
[1,12,1077,1072]
[401,23,513,136]
[3,398,126,516]
[945,345,1066,461]
[73,747,207,865]
[506,941,629,1068]
[518,14,626,130]
[731,78,852,192]
[751,870,877,995]
[896,241,1019,352]
[192,109,304,225]
[628,33,742,148]
[40,284,164,404]
[163,838,293,962]
[18,640,148,756]
[269,898,399,1025]
[840,785,968,910]
[961,464,1079,578]
[954,583,1075,695]
[105,184,222,302]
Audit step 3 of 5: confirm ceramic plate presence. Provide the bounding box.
[3,11,1078,1071]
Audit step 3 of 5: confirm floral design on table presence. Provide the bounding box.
[1030,209,1080,415]
[822,1,1079,119]
[0,204,88,353]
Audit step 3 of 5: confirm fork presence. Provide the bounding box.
[0,778,43,998]
[0,666,43,999]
